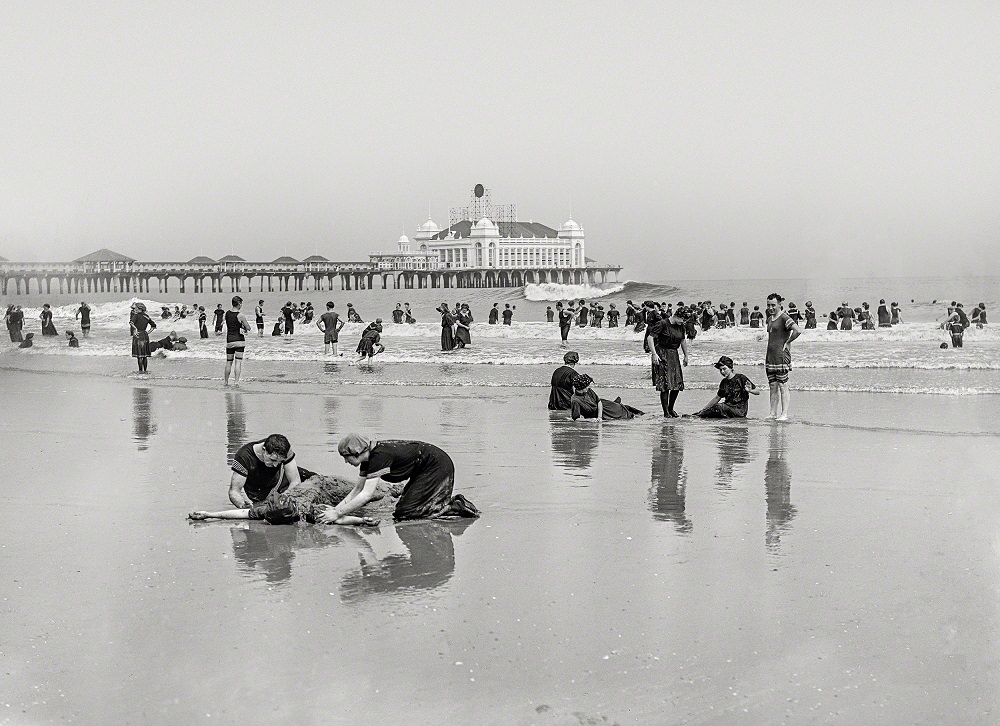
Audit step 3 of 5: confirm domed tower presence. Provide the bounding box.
[414,216,442,245]
[558,218,585,267]
[397,234,412,253]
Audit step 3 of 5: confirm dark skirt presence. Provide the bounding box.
[441,326,455,351]
[356,336,378,357]
[200,324,209,339]
[394,445,457,521]
[42,322,58,336]
[652,347,684,391]
[455,326,471,347]
[7,325,22,343]
[695,402,747,419]
[601,397,644,420]
[132,331,151,357]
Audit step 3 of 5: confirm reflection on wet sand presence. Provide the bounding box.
[323,396,340,449]
[548,411,601,473]
[765,424,797,553]
[340,520,475,603]
[132,387,156,451]
[648,424,692,533]
[229,522,348,586]
[225,391,246,465]
[712,422,753,490]
[225,519,474,594]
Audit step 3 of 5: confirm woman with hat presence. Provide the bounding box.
[315,434,480,523]
[645,305,690,417]
[689,356,760,418]
[439,303,456,351]
[455,304,473,348]
[129,302,156,373]
[569,373,644,421]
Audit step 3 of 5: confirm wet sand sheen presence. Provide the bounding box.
[1,371,998,724]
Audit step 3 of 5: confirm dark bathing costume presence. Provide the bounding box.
[765,310,794,384]
[231,440,315,503]
[225,310,245,353]
[320,311,340,343]
[695,373,757,418]
[213,307,225,332]
[78,305,91,331]
[570,388,643,421]
[548,365,576,410]
[361,440,474,521]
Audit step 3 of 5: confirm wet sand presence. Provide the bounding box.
[1,370,998,724]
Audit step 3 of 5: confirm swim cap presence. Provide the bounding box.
[571,373,593,391]
[563,351,580,364]
[338,433,372,457]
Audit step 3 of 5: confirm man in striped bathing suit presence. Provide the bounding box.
[765,293,801,421]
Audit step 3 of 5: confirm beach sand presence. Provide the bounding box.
[1,370,998,724]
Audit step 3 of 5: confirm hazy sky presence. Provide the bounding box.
[2,2,998,279]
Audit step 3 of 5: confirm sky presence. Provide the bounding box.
[2,1,999,280]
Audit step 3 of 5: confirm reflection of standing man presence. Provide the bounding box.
[764,293,800,421]
[765,425,796,553]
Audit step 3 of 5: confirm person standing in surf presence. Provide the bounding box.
[646,305,690,417]
[317,301,345,356]
[764,293,801,420]
[556,302,574,347]
[439,304,456,351]
[76,302,92,337]
[224,296,253,386]
[130,303,156,374]
[254,300,265,336]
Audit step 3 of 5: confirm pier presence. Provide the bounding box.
[0,250,622,297]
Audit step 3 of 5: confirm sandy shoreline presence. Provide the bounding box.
[1,370,998,723]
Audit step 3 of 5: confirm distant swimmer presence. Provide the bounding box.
[76,302,92,337]
[971,303,987,328]
[576,300,588,327]
[19,332,34,349]
[404,302,416,323]
[546,306,554,323]
[803,301,817,329]
[130,303,156,374]
[213,304,225,335]
[739,302,750,326]
[557,302,574,347]
[347,303,363,323]
[455,305,472,348]
[749,305,763,329]
[317,301,345,356]
[943,307,964,348]
[281,301,295,334]
[198,306,209,338]
[548,351,579,410]
[40,304,58,336]
[625,300,639,327]
[826,311,839,330]
[502,304,514,326]
[66,330,79,348]
[355,319,384,362]
[607,303,620,327]
[224,296,253,386]
[764,293,801,421]
[890,302,902,325]
[569,373,644,421]
[689,356,760,419]
[877,299,892,327]
[314,433,480,522]
[438,304,456,351]
[488,303,499,325]
[271,321,283,336]
[5,305,23,343]
[392,303,405,324]
[255,300,265,336]
[838,302,854,330]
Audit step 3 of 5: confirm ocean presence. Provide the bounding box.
[2,275,998,395]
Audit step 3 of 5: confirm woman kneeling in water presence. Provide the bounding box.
[313,434,480,523]
[688,356,760,418]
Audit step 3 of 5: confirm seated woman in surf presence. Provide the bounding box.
[687,356,760,419]
[569,373,644,422]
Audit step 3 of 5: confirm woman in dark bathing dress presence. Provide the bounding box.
[40,304,58,336]
[439,304,456,351]
[130,303,156,373]
[645,306,690,417]
[569,374,644,421]
[315,434,480,522]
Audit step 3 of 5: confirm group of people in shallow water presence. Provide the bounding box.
[5,302,92,347]
[549,293,801,421]
[189,432,480,528]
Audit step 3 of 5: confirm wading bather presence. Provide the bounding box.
[314,434,480,523]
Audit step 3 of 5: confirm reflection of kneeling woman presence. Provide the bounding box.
[570,374,644,421]
[691,356,760,418]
